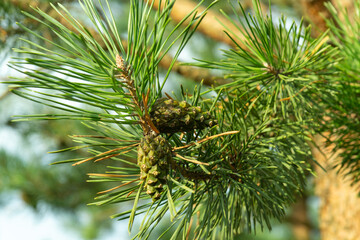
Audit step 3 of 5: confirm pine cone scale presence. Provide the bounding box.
[137,132,172,201]
[150,98,217,133]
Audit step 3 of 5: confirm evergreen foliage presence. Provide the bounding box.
[197,1,338,121]
[0,0,75,61]
[320,1,360,183]
[1,0,358,239]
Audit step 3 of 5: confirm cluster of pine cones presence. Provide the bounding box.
[137,98,217,201]
[150,98,217,133]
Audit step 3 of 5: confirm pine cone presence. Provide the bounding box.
[150,98,217,133]
[137,132,172,201]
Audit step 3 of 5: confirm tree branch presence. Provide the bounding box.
[7,0,223,87]
[145,0,246,48]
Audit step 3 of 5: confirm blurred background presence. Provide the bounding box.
[0,0,356,239]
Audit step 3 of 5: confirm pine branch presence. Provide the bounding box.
[318,0,360,183]
[3,1,327,239]
[160,53,227,86]
[197,0,338,121]
[3,0,221,87]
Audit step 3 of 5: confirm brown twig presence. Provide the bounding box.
[0,88,17,100]
[186,216,193,240]
[143,88,160,134]
[116,54,151,133]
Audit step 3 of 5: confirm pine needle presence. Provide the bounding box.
[97,178,139,194]
[174,130,240,150]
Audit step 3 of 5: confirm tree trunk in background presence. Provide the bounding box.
[311,134,360,240]
[300,0,331,37]
[289,195,311,240]
[145,0,244,47]
[300,0,355,36]
[301,1,360,239]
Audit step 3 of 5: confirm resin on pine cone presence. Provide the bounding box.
[137,132,172,201]
[150,98,217,133]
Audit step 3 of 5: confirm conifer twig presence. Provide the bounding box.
[7,0,222,88]
[115,54,151,133]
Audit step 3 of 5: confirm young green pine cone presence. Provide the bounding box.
[150,98,217,133]
[137,132,172,201]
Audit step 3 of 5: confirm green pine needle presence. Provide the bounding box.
[2,0,325,239]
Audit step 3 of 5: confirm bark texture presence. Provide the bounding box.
[311,134,360,240]
[300,0,331,37]
[300,0,355,37]
[289,195,311,240]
